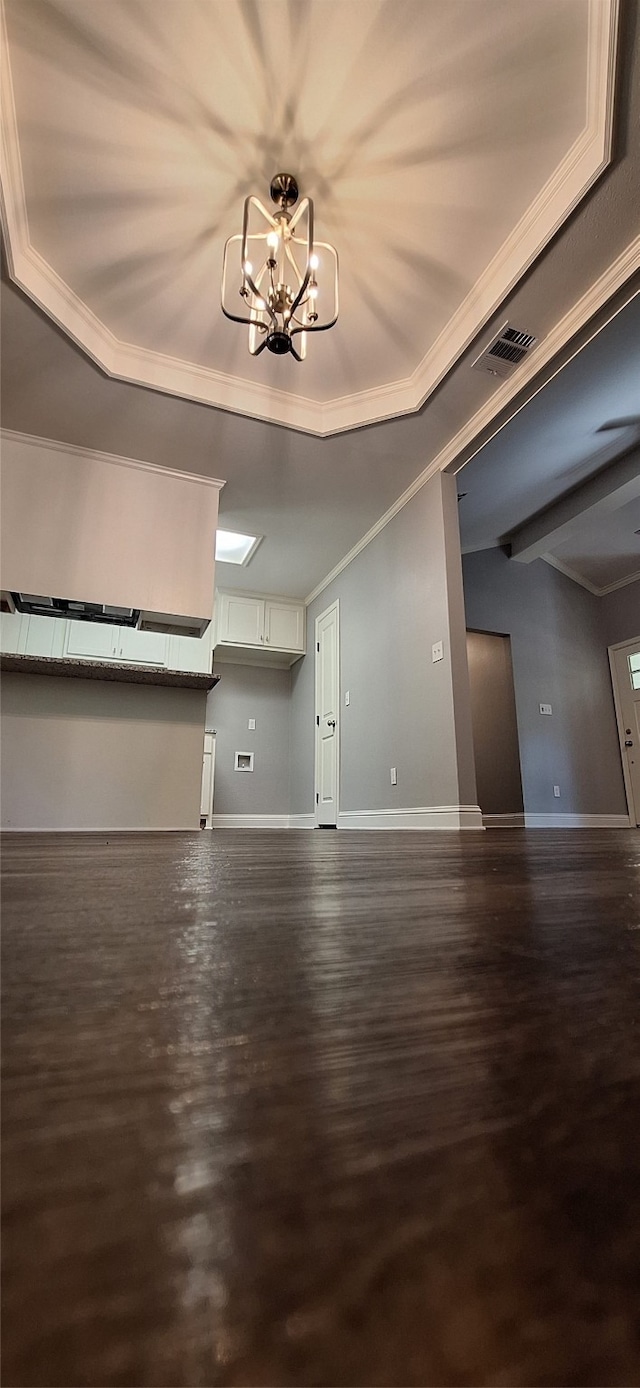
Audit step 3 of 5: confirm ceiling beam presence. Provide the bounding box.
[508,438,640,563]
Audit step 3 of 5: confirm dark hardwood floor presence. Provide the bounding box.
[2,828,640,1387]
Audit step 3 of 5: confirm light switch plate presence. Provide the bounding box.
[539,703,552,715]
[390,767,397,785]
[248,718,256,730]
[345,691,350,706]
[432,640,444,663]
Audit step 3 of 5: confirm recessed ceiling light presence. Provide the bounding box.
[215,529,262,565]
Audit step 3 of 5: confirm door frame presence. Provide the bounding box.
[608,635,640,827]
[314,599,340,827]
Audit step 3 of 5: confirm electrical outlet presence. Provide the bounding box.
[345,690,350,706]
[539,703,552,716]
[553,785,561,798]
[432,640,444,663]
[248,718,256,730]
[390,767,397,785]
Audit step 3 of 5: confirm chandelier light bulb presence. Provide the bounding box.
[222,172,339,360]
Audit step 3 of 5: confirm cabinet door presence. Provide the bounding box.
[0,611,27,654]
[167,632,212,673]
[24,615,66,657]
[219,594,264,646]
[65,620,118,659]
[117,627,167,665]
[265,601,305,652]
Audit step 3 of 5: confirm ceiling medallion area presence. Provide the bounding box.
[221,173,339,361]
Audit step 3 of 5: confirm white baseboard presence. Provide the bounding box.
[524,813,633,829]
[211,814,291,829]
[0,825,201,832]
[288,814,316,830]
[483,813,525,828]
[336,805,484,830]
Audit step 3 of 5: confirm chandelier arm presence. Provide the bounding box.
[250,331,271,356]
[287,195,310,234]
[240,197,278,327]
[222,303,270,329]
[249,195,278,226]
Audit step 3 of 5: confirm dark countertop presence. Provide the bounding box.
[1,652,220,691]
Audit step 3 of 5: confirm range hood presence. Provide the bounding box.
[9,594,141,626]
[1,433,225,641]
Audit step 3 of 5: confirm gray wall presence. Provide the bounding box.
[207,662,291,815]
[290,473,477,815]
[462,548,627,816]
[599,578,640,648]
[1,674,206,829]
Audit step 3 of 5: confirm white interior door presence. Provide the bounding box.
[201,731,216,827]
[315,601,339,826]
[611,637,640,826]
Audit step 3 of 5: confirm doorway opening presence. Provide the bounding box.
[466,629,524,826]
[315,600,340,827]
[608,636,640,827]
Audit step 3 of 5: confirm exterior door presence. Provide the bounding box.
[610,637,640,826]
[315,601,339,826]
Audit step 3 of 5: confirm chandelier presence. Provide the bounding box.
[221,173,338,360]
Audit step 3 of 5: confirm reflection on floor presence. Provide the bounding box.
[2,828,640,1386]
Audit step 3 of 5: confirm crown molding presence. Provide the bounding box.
[0,0,620,435]
[541,553,640,598]
[0,429,225,490]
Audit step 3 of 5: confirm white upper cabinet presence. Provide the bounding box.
[264,601,304,652]
[218,594,265,647]
[214,591,306,666]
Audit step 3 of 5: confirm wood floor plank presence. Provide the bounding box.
[2,828,640,1386]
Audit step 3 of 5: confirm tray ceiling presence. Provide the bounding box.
[1,0,618,433]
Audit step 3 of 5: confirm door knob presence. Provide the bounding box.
[327,718,336,728]
[625,739,633,747]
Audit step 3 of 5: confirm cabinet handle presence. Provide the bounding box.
[260,634,264,642]
[265,635,270,643]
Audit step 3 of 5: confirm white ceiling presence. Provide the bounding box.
[1,0,639,606]
[1,0,614,431]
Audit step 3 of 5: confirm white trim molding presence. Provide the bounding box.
[482,813,525,828]
[211,814,292,829]
[288,814,316,830]
[336,805,484,831]
[524,813,632,829]
[0,428,225,492]
[541,554,640,598]
[0,0,620,436]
